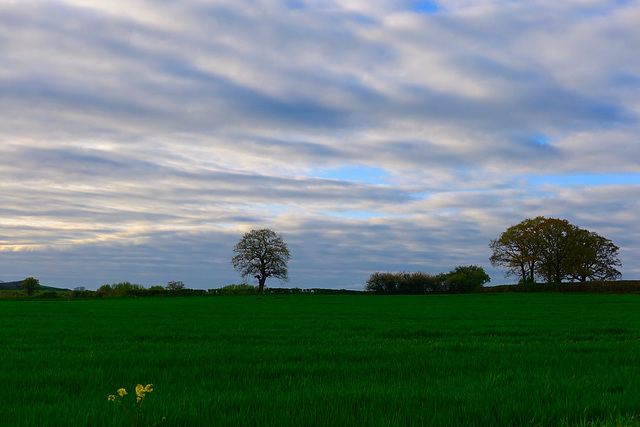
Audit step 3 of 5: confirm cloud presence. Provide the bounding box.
[0,0,639,288]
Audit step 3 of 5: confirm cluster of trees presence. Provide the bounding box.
[490,217,622,284]
[365,265,491,295]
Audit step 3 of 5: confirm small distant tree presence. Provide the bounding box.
[21,277,40,296]
[441,265,491,293]
[232,229,291,293]
[166,281,185,291]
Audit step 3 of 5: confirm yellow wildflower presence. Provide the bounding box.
[136,383,153,398]
[117,388,127,397]
[108,395,116,402]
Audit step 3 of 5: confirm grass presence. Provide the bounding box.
[1,293,640,426]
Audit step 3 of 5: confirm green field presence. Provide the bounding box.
[2,294,640,426]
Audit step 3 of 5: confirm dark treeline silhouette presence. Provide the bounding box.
[0,281,364,299]
[481,280,640,294]
[4,277,640,300]
[365,265,491,295]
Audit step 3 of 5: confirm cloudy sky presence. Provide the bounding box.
[1,0,639,290]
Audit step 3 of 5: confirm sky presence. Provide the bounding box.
[1,0,639,290]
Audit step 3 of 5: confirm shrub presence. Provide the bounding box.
[365,272,398,294]
[111,282,146,295]
[365,272,444,295]
[98,284,113,294]
[405,271,444,294]
[215,284,258,295]
[39,291,59,299]
[366,267,490,295]
[145,286,167,297]
[441,265,491,294]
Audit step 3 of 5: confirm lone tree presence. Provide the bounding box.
[490,217,621,284]
[232,229,291,293]
[21,277,40,296]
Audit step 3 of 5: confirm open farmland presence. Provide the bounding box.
[1,294,640,426]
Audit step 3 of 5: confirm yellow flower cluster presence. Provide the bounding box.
[107,383,161,427]
[135,384,153,403]
[108,388,129,401]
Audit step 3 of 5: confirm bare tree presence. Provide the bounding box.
[166,281,185,291]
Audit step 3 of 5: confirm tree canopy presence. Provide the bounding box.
[441,265,491,294]
[21,277,40,296]
[490,217,621,284]
[231,228,291,293]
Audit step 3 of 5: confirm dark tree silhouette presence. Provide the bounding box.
[490,217,621,284]
[232,229,291,293]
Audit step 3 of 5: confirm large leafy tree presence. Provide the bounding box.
[232,229,291,293]
[567,229,622,282]
[490,217,621,284]
[489,216,545,283]
[535,218,577,284]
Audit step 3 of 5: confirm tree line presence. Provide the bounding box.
[4,218,625,298]
[365,265,491,295]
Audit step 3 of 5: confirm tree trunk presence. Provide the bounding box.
[258,276,266,293]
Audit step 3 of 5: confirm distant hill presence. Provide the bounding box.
[0,281,24,290]
[0,280,71,292]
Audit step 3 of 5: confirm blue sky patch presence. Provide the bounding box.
[410,1,440,14]
[532,134,550,147]
[528,173,640,187]
[285,0,306,10]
